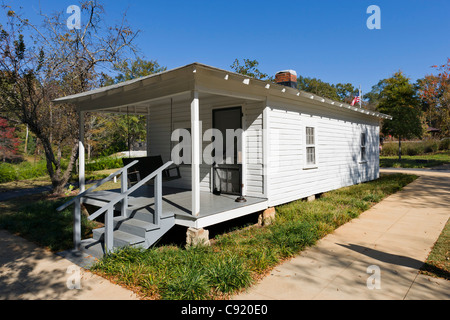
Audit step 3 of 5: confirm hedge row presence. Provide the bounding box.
[381,139,449,156]
[0,161,48,183]
[0,156,125,184]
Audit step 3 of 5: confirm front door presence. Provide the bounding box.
[212,107,242,195]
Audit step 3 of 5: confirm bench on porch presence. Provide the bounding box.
[122,155,181,186]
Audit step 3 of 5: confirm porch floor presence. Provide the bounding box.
[85,185,268,228]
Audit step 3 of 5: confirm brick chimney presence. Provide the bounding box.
[275,70,297,88]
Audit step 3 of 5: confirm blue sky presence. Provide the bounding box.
[4,0,450,94]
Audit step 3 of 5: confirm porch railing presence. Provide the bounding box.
[57,160,173,253]
[57,160,139,251]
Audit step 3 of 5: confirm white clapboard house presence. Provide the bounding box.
[55,63,391,257]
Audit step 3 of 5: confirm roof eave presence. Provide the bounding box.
[52,62,393,121]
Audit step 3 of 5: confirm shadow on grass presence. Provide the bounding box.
[420,263,450,280]
[0,194,95,252]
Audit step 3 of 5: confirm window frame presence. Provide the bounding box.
[360,131,367,163]
[303,121,318,170]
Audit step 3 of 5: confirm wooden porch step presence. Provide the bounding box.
[82,190,126,209]
[113,216,159,237]
[83,190,121,201]
[92,228,145,248]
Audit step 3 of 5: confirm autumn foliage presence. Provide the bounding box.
[0,117,20,162]
[418,58,450,138]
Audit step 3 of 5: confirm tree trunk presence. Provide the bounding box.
[398,136,402,161]
[40,134,79,195]
[53,142,79,195]
[24,125,29,155]
[87,142,91,161]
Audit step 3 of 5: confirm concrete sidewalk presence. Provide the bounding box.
[0,229,139,300]
[234,168,450,300]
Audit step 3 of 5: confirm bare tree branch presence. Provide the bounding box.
[0,1,140,194]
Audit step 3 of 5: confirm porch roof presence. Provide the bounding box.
[52,62,392,120]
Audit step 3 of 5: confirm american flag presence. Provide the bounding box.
[351,94,360,106]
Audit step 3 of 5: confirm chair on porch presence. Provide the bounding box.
[122,155,181,187]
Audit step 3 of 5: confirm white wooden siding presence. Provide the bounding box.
[148,102,193,190]
[266,99,380,207]
[148,94,380,205]
[244,102,264,196]
[148,99,266,197]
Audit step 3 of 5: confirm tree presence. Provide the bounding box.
[91,58,166,156]
[107,58,166,84]
[297,76,359,104]
[375,71,423,160]
[230,59,361,105]
[0,2,139,194]
[417,58,450,138]
[230,59,269,80]
[364,79,387,110]
[297,76,340,101]
[335,83,359,105]
[0,117,20,162]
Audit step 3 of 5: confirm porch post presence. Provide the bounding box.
[191,90,201,216]
[146,109,151,156]
[79,111,85,193]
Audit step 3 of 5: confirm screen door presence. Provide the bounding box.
[212,107,242,195]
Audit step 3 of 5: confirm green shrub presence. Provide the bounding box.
[0,160,49,183]
[85,157,123,172]
[422,140,439,154]
[163,267,210,300]
[381,140,444,156]
[380,142,398,156]
[439,138,450,151]
[16,160,48,180]
[0,163,17,183]
[405,143,423,156]
[206,253,252,294]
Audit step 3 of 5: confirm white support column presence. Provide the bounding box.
[73,198,81,251]
[262,103,270,199]
[79,111,85,193]
[146,107,151,156]
[105,207,114,253]
[241,103,247,197]
[191,90,201,216]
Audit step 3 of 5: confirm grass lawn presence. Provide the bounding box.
[0,193,100,252]
[420,217,450,280]
[0,156,123,185]
[0,168,118,193]
[0,176,51,193]
[0,168,119,251]
[88,173,418,300]
[380,151,450,168]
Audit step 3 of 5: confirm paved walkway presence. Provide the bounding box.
[0,230,139,300]
[234,168,450,300]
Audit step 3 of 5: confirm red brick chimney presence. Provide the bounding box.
[275,70,297,88]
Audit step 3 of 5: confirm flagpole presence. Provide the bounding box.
[359,85,362,108]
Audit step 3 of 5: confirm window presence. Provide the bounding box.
[305,126,316,166]
[360,132,367,162]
